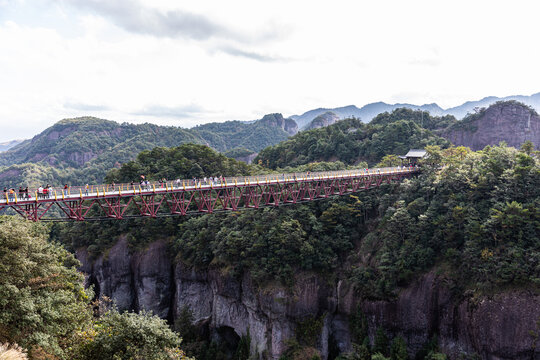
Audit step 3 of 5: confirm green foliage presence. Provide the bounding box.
[278,339,321,360]
[296,315,324,347]
[256,117,449,169]
[373,328,389,357]
[350,144,540,298]
[350,306,369,345]
[195,116,291,153]
[173,199,360,286]
[376,155,401,168]
[234,330,251,360]
[74,309,190,360]
[223,147,256,160]
[105,144,252,183]
[0,115,291,187]
[520,140,535,155]
[0,216,91,359]
[340,343,371,360]
[371,353,390,360]
[370,108,456,131]
[390,336,408,360]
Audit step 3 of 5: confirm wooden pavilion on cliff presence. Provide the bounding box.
[399,149,427,166]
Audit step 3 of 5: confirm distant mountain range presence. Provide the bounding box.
[290,92,540,128]
[3,93,540,149]
[0,139,23,152]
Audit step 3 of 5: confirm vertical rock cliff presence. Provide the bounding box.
[442,102,540,150]
[77,239,540,360]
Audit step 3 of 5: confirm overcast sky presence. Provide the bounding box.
[1,0,539,142]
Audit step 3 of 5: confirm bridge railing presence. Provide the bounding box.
[0,166,418,204]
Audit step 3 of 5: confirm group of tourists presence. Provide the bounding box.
[2,184,74,202]
[3,187,18,201]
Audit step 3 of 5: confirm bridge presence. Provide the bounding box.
[0,167,419,221]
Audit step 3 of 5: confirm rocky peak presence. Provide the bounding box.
[442,101,540,150]
[304,111,340,130]
[259,113,298,135]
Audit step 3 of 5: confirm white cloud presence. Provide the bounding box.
[0,0,539,141]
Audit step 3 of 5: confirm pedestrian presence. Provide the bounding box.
[85,184,89,196]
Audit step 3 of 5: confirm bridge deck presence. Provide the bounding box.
[0,166,418,221]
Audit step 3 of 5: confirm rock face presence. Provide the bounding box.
[259,113,299,136]
[442,102,540,150]
[304,112,340,130]
[78,240,540,360]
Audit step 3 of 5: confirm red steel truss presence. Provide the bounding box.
[0,168,418,222]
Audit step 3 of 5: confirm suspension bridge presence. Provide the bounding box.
[0,167,419,221]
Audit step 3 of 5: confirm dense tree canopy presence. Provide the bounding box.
[255,117,450,169]
[105,144,252,183]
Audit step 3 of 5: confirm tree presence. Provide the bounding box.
[0,216,92,358]
[376,155,401,168]
[389,336,408,360]
[74,309,191,360]
[423,145,442,167]
[520,140,534,155]
[373,328,389,356]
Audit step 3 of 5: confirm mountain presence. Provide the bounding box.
[255,116,450,169]
[290,103,445,128]
[289,92,540,128]
[445,92,540,119]
[0,139,23,152]
[442,100,540,150]
[303,111,340,130]
[0,114,297,187]
[193,113,296,153]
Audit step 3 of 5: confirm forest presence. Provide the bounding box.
[1,108,539,359]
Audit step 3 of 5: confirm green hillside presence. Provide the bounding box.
[255,116,450,169]
[0,115,293,187]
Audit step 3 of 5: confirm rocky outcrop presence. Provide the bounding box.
[77,239,540,360]
[304,112,340,130]
[80,237,173,317]
[442,102,540,150]
[259,113,298,136]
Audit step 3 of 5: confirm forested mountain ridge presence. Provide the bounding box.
[0,114,295,187]
[255,116,450,169]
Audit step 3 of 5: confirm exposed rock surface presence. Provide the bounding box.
[304,112,340,130]
[260,113,298,136]
[442,102,540,150]
[78,240,540,360]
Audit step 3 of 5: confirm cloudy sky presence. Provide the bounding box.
[0,0,539,141]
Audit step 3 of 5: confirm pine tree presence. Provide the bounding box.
[390,336,408,360]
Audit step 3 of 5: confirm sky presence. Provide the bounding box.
[1,0,540,142]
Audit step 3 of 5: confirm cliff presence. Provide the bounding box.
[442,102,540,150]
[259,113,298,136]
[77,238,540,360]
[303,112,340,130]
